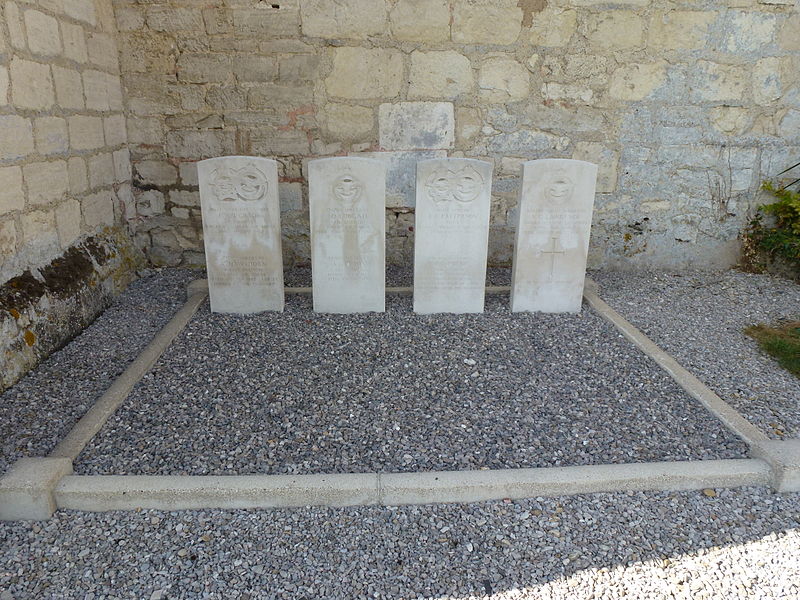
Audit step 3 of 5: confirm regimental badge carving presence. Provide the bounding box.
[542,169,574,203]
[209,163,269,203]
[331,173,364,207]
[425,165,484,204]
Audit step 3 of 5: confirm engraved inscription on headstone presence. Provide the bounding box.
[198,156,284,313]
[309,157,386,313]
[511,159,598,313]
[413,158,493,314]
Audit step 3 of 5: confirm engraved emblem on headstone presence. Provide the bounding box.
[413,158,493,314]
[425,165,484,204]
[198,156,284,314]
[331,173,363,207]
[207,163,270,205]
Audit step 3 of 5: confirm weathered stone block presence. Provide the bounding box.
[136,190,165,217]
[10,58,54,110]
[251,129,310,155]
[61,21,88,64]
[83,69,110,111]
[485,129,562,155]
[609,62,668,101]
[726,11,776,53]
[165,129,235,159]
[68,116,105,150]
[529,8,577,47]
[67,157,88,194]
[321,103,374,140]
[247,83,312,107]
[779,14,800,51]
[88,153,115,189]
[649,11,715,51]
[86,33,119,72]
[0,221,18,259]
[542,83,594,105]
[21,209,57,247]
[5,2,27,51]
[146,7,204,32]
[0,67,8,106]
[52,66,85,109]
[134,160,177,186]
[753,57,783,105]
[455,107,481,144]
[301,0,386,39]
[233,56,277,82]
[325,47,403,100]
[278,54,320,82]
[408,51,473,99]
[232,8,300,37]
[588,11,644,49]
[169,190,199,207]
[350,150,447,208]
[177,53,232,83]
[34,117,69,155]
[573,142,619,193]
[0,116,34,160]
[24,9,61,56]
[390,0,449,42]
[24,161,69,206]
[113,149,132,183]
[452,2,522,45]
[104,114,128,147]
[0,166,24,215]
[55,198,81,247]
[690,61,748,102]
[116,6,145,31]
[379,102,454,150]
[83,191,115,227]
[63,0,96,26]
[478,56,530,103]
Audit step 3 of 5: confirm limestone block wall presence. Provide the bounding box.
[1,0,135,282]
[118,0,800,270]
[1,0,140,391]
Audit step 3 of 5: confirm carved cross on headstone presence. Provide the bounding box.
[542,236,565,281]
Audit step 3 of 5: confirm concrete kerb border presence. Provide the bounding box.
[1,277,794,520]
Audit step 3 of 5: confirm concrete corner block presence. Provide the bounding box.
[751,440,800,492]
[187,278,209,298]
[0,457,73,520]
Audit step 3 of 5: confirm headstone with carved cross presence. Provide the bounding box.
[510,159,598,313]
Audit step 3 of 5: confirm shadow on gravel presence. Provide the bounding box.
[0,487,798,598]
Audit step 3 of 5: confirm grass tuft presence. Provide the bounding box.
[745,321,800,379]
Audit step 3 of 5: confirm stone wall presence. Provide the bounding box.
[121,0,797,269]
[1,0,140,390]
[1,0,135,282]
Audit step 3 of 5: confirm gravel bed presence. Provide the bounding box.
[74,277,746,475]
[592,270,800,440]
[0,268,197,474]
[1,487,798,598]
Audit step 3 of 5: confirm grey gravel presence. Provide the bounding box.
[1,487,798,598]
[0,268,197,473]
[592,270,800,439]
[74,269,745,475]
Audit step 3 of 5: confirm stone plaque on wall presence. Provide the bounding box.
[198,156,284,313]
[309,157,386,313]
[511,159,598,313]
[413,158,493,314]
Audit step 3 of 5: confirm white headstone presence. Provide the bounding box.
[309,157,386,313]
[413,158,493,314]
[511,159,598,313]
[198,156,284,313]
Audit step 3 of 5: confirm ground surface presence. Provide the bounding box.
[1,488,798,599]
[1,267,799,599]
[594,270,800,439]
[74,290,745,475]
